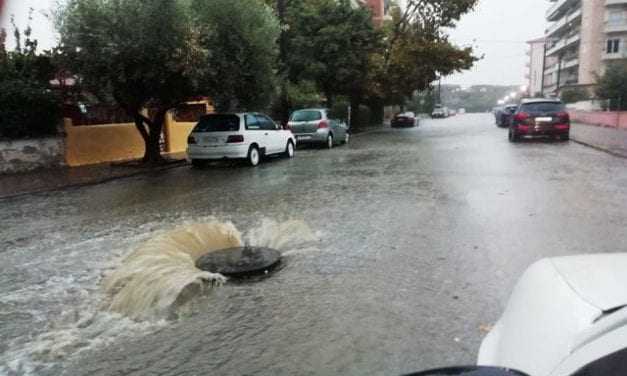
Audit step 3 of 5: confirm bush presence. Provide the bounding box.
[0,79,61,139]
[1,22,61,139]
[560,87,589,104]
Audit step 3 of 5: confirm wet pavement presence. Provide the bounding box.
[2,113,627,376]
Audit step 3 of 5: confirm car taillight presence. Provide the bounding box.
[557,111,570,123]
[318,120,329,129]
[514,112,530,123]
[226,135,244,143]
[187,135,197,144]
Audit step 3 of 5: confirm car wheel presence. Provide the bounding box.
[191,159,207,168]
[247,145,261,167]
[508,130,519,143]
[326,134,334,149]
[343,133,350,145]
[284,141,295,158]
[562,134,570,141]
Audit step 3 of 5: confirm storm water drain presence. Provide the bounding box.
[195,247,282,278]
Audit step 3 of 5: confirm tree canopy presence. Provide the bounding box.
[597,62,627,110]
[57,0,279,162]
[283,0,380,106]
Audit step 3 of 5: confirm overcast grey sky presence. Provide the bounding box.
[1,0,549,87]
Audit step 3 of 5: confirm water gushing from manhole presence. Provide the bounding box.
[102,219,317,321]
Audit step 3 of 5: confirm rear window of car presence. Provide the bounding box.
[520,102,565,113]
[290,110,322,122]
[194,115,240,132]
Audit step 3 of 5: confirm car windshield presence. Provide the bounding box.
[194,115,240,132]
[290,110,322,122]
[520,102,565,113]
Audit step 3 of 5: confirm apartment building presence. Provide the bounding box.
[541,0,627,96]
[351,0,391,27]
[526,37,546,96]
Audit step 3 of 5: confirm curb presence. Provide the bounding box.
[0,160,188,201]
[570,137,627,160]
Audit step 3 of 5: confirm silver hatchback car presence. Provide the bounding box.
[287,109,350,149]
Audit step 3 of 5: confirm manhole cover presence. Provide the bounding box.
[195,247,281,277]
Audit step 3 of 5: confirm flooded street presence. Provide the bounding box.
[3,113,627,375]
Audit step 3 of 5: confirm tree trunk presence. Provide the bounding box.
[134,110,166,165]
[349,95,361,130]
[367,99,385,126]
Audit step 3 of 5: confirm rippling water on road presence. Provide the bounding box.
[3,114,627,375]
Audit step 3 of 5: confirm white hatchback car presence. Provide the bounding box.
[187,113,296,167]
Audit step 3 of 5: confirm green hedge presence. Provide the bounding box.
[0,79,61,139]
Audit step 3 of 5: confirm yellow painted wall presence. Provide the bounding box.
[165,101,213,153]
[165,117,195,153]
[64,119,145,166]
[64,101,213,166]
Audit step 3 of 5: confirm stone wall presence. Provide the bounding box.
[0,138,65,174]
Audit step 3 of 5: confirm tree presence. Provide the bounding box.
[283,0,380,109]
[192,0,280,112]
[364,0,479,119]
[597,62,627,111]
[57,0,279,163]
[560,87,589,104]
[58,0,201,163]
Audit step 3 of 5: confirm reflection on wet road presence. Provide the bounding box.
[2,114,627,375]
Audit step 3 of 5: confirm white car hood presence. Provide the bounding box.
[478,254,627,376]
[551,254,627,311]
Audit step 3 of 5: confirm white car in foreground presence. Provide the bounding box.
[187,113,296,167]
[478,253,627,376]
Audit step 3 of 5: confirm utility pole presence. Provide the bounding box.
[540,41,547,97]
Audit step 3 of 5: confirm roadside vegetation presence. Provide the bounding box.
[0,19,60,139]
[596,62,627,111]
[2,0,479,163]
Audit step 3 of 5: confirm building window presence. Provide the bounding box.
[607,39,620,54]
[607,10,624,25]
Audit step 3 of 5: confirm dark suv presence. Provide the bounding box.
[509,98,570,142]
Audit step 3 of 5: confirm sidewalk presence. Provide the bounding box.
[0,156,187,200]
[571,123,627,159]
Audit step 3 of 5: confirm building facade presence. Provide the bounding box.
[542,0,627,96]
[527,37,547,96]
[351,0,390,27]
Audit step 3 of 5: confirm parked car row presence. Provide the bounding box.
[495,98,570,143]
[186,108,349,167]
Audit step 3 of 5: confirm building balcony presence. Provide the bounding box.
[546,33,581,56]
[546,8,582,37]
[546,0,580,22]
[545,63,559,75]
[562,57,579,69]
[605,21,627,33]
[544,83,558,93]
[603,51,627,60]
[606,0,627,6]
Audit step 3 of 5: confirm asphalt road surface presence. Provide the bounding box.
[2,113,627,376]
